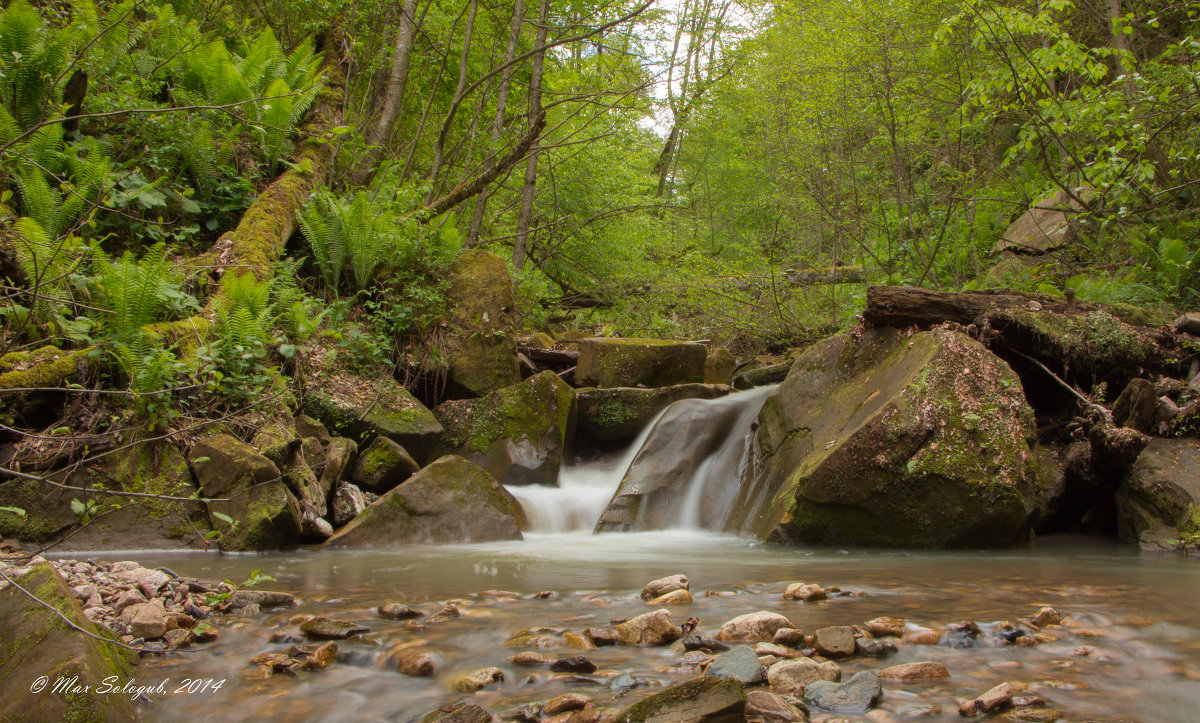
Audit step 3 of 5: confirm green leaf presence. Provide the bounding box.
[0,506,26,518]
[212,511,234,526]
[70,498,86,516]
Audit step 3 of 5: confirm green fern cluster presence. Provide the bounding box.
[0,0,71,130]
[92,243,194,341]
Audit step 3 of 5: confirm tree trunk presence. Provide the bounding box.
[512,0,549,270]
[466,0,526,248]
[356,0,420,183]
[425,0,478,203]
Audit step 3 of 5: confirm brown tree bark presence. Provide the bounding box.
[355,0,421,183]
[512,0,549,270]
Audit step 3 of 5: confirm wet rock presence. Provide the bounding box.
[163,628,193,648]
[960,682,1014,716]
[583,627,616,646]
[114,566,170,596]
[112,587,147,612]
[295,415,331,446]
[545,694,590,716]
[717,611,794,642]
[378,602,423,619]
[449,666,504,693]
[855,637,897,658]
[878,661,950,682]
[755,642,800,659]
[300,616,369,639]
[507,634,566,649]
[444,250,521,398]
[350,437,420,494]
[706,348,737,385]
[733,362,791,390]
[706,645,765,685]
[642,574,690,600]
[904,627,942,645]
[1113,379,1158,433]
[614,676,747,722]
[577,385,732,444]
[1115,438,1200,550]
[734,327,1050,547]
[746,690,808,722]
[511,651,552,666]
[782,583,827,602]
[865,617,906,638]
[608,672,639,691]
[650,589,693,605]
[226,590,295,609]
[551,656,597,673]
[128,601,170,640]
[813,626,856,657]
[421,702,494,723]
[943,621,982,648]
[767,658,841,696]
[562,632,595,649]
[684,635,731,653]
[773,628,806,647]
[326,456,523,546]
[804,671,882,715]
[395,649,439,677]
[616,609,682,646]
[577,338,707,389]
[269,630,304,644]
[1028,606,1060,628]
[1002,710,1061,722]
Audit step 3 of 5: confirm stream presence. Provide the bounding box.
[52,389,1200,722]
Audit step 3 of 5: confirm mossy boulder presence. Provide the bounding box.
[444,250,521,398]
[577,384,732,444]
[435,371,576,487]
[705,348,737,385]
[1115,438,1200,550]
[189,434,302,551]
[325,455,523,547]
[350,436,419,494]
[614,676,747,722]
[576,338,707,388]
[0,562,137,722]
[302,371,443,463]
[730,327,1052,548]
[0,441,210,550]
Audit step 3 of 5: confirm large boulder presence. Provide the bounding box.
[300,349,443,462]
[1116,438,1200,550]
[325,455,523,547]
[730,326,1052,547]
[0,441,210,549]
[350,436,419,494]
[732,362,790,390]
[992,186,1090,257]
[576,384,731,444]
[594,386,776,533]
[434,371,576,486]
[445,251,521,398]
[0,562,137,722]
[576,338,707,388]
[189,434,303,551]
[614,676,747,722]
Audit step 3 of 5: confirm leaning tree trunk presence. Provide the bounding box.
[0,31,347,392]
[512,0,550,270]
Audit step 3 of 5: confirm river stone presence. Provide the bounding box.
[814,626,856,657]
[0,441,210,549]
[350,436,419,494]
[641,573,690,600]
[395,648,439,677]
[732,362,791,390]
[782,583,827,602]
[576,384,731,443]
[866,617,906,638]
[0,563,137,722]
[878,661,950,682]
[189,434,303,551]
[378,603,423,619]
[325,456,523,547]
[767,658,841,696]
[576,337,707,388]
[295,414,331,445]
[1115,438,1200,550]
[551,655,597,673]
[301,362,444,463]
[804,671,882,715]
[421,703,494,723]
[226,590,296,609]
[301,616,369,639]
[731,327,1052,547]
[319,436,357,492]
[614,676,747,722]
[436,371,576,487]
[855,637,897,657]
[449,666,504,693]
[705,348,737,386]
[445,250,521,398]
[706,645,765,685]
[1029,606,1060,628]
[331,481,369,526]
[717,611,794,642]
[616,608,682,646]
[746,690,808,722]
[650,589,693,605]
[595,385,777,533]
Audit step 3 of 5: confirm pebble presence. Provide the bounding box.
[783,582,828,601]
[878,661,950,682]
[378,603,423,619]
[640,574,688,601]
[551,656,597,673]
[543,693,589,715]
[300,616,370,639]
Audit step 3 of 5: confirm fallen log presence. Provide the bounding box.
[517,347,579,365]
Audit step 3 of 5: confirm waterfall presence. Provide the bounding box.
[506,405,670,533]
[508,385,778,535]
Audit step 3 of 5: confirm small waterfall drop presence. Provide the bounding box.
[506,406,670,533]
[509,385,778,535]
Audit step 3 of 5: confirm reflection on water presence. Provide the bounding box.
[68,534,1200,723]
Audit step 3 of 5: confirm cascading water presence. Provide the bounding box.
[507,385,778,535]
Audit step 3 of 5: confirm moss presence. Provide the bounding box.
[996,308,1152,375]
[357,438,403,478]
[0,346,93,391]
[466,371,573,455]
[619,676,745,721]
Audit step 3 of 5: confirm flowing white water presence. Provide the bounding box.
[506,406,670,533]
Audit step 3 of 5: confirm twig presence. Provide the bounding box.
[0,568,149,654]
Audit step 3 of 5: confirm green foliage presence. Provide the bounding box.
[92,243,194,341]
[0,0,70,129]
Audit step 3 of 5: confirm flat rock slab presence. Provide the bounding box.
[705,645,764,685]
[301,616,370,639]
[804,671,882,714]
[577,384,731,443]
[576,338,707,388]
[615,675,747,722]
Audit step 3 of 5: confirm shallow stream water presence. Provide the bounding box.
[72,533,1200,722]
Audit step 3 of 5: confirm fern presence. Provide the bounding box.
[112,332,180,394]
[296,190,343,291]
[0,0,71,129]
[10,215,87,320]
[93,244,181,341]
